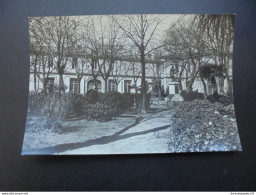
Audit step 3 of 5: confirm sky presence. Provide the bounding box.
[30,14,195,38]
[29,14,197,55]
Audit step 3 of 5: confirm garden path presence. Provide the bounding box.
[58,107,174,154]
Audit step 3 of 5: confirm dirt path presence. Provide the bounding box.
[22,107,173,155]
[59,108,174,154]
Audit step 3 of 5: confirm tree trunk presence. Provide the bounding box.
[186,70,197,92]
[219,76,224,95]
[59,73,64,96]
[226,76,233,96]
[211,76,218,95]
[141,51,146,113]
[187,81,193,92]
[78,77,81,94]
[43,79,47,96]
[158,85,161,99]
[34,70,37,92]
[134,80,138,108]
[200,76,208,99]
[178,79,183,91]
[104,79,108,93]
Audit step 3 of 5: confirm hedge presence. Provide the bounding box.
[29,91,151,121]
[180,90,204,102]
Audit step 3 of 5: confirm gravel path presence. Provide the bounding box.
[22,107,174,155]
[59,109,174,155]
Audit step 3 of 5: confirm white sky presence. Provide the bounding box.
[30,14,196,54]
[32,14,195,37]
[83,14,195,36]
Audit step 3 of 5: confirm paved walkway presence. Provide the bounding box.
[59,108,174,155]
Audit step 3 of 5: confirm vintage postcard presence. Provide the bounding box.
[22,14,242,155]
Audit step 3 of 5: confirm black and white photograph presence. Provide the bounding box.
[22,14,242,155]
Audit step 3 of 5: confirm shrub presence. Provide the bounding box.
[70,93,87,116]
[120,93,135,111]
[207,91,220,103]
[83,103,116,121]
[86,89,98,104]
[29,92,86,118]
[30,92,45,113]
[207,92,233,106]
[180,90,204,102]
[40,93,74,118]
[100,91,122,116]
[218,95,233,106]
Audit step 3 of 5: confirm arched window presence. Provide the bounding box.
[87,79,102,92]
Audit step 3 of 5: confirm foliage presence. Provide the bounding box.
[30,92,45,113]
[180,90,204,102]
[86,89,99,104]
[29,91,150,122]
[218,95,233,106]
[207,91,220,103]
[207,92,233,106]
[71,93,87,116]
[100,91,122,116]
[29,92,86,118]
[84,92,136,121]
[83,103,115,121]
[120,93,135,111]
[199,64,225,80]
[168,99,241,153]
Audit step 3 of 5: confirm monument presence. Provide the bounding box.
[168,66,179,95]
[168,66,183,102]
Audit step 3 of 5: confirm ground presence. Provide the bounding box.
[22,101,242,155]
[59,106,173,154]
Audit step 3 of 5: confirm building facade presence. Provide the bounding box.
[29,53,232,96]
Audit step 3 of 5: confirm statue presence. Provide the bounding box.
[170,66,175,81]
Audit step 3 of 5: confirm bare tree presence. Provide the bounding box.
[164,19,212,98]
[128,60,142,95]
[29,37,40,92]
[129,60,142,108]
[85,16,125,93]
[69,33,91,94]
[30,16,82,96]
[111,60,131,91]
[29,17,55,94]
[113,14,165,113]
[150,48,165,99]
[73,56,90,94]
